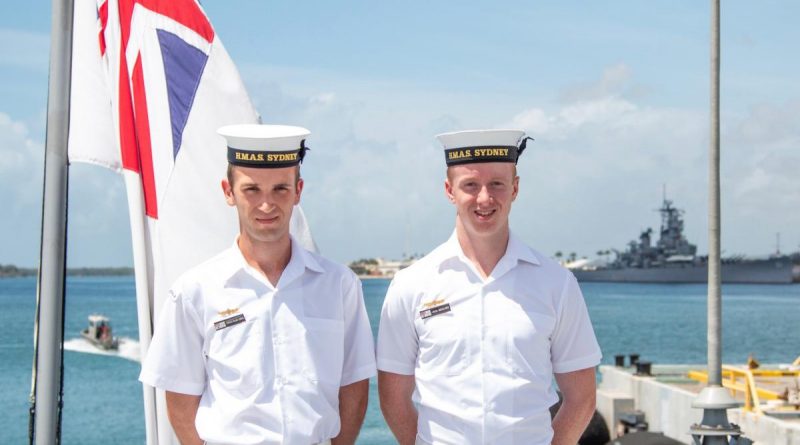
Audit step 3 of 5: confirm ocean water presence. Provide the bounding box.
[1,276,798,444]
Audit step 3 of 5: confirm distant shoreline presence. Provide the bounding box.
[1,266,387,280]
[0,265,134,278]
[357,275,392,280]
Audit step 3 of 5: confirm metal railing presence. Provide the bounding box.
[688,365,800,414]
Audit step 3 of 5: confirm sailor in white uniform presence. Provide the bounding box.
[140,124,376,445]
[377,129,601,445]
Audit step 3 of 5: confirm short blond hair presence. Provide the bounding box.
[446,164,517,181]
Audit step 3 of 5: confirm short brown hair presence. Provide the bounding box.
[226,164,302,187]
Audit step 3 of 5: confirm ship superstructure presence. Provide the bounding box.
[615,199,698,269]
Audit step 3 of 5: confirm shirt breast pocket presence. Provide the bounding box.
[506,310,556,377]
[415,313,470,376]
[302,317,345,385]
[206,316,263,389]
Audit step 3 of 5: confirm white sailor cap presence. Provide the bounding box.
[436,129,533,166]
[217,124,311,168]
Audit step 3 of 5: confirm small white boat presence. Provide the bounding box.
[80,314,119,351]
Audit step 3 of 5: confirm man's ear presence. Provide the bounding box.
[294,178,304,205]
[511,176,520,201]
[444,178,456,204]
[222,179,235,206]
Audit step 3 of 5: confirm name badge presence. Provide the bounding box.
[214,314,246,331]
[420,303,451,320]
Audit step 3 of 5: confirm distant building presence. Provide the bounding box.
[348,256,419,278]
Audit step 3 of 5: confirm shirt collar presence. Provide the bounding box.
[504,231,541,266]
[438,230,465,263]
[288,236,325,274]
[437,230,540,280]
[221,235,324,288]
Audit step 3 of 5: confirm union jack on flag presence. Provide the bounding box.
[100,0,227,218]
[70,0,267,329]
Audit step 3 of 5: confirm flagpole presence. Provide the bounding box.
[690,1,742,442]
[31,0,74,443]
[121,170,161,445]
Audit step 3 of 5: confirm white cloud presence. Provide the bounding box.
[736,101,800,144]
[0,111,131,267]
[508,96,640,141]
[0,113,44,265]
[558,63,633,103]
[0,112,43,207]
[66,163,132,267]
[726,101,800,245]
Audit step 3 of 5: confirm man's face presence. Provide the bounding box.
[445,162,519,239]
[222,165,303,244]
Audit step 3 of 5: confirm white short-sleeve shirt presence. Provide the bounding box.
[140,236,376,445]
[377,232,601,445]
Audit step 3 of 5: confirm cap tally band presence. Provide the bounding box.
[227,140,309,168]
[444,145,518,166]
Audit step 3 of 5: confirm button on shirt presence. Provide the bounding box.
[377,232,601,445]
[140,237,376,445]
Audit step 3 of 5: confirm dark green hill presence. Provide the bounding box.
[0,264,134,278]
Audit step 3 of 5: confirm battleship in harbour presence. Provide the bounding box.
[571,198,799,284]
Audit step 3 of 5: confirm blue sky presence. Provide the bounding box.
[1,1,799,267]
